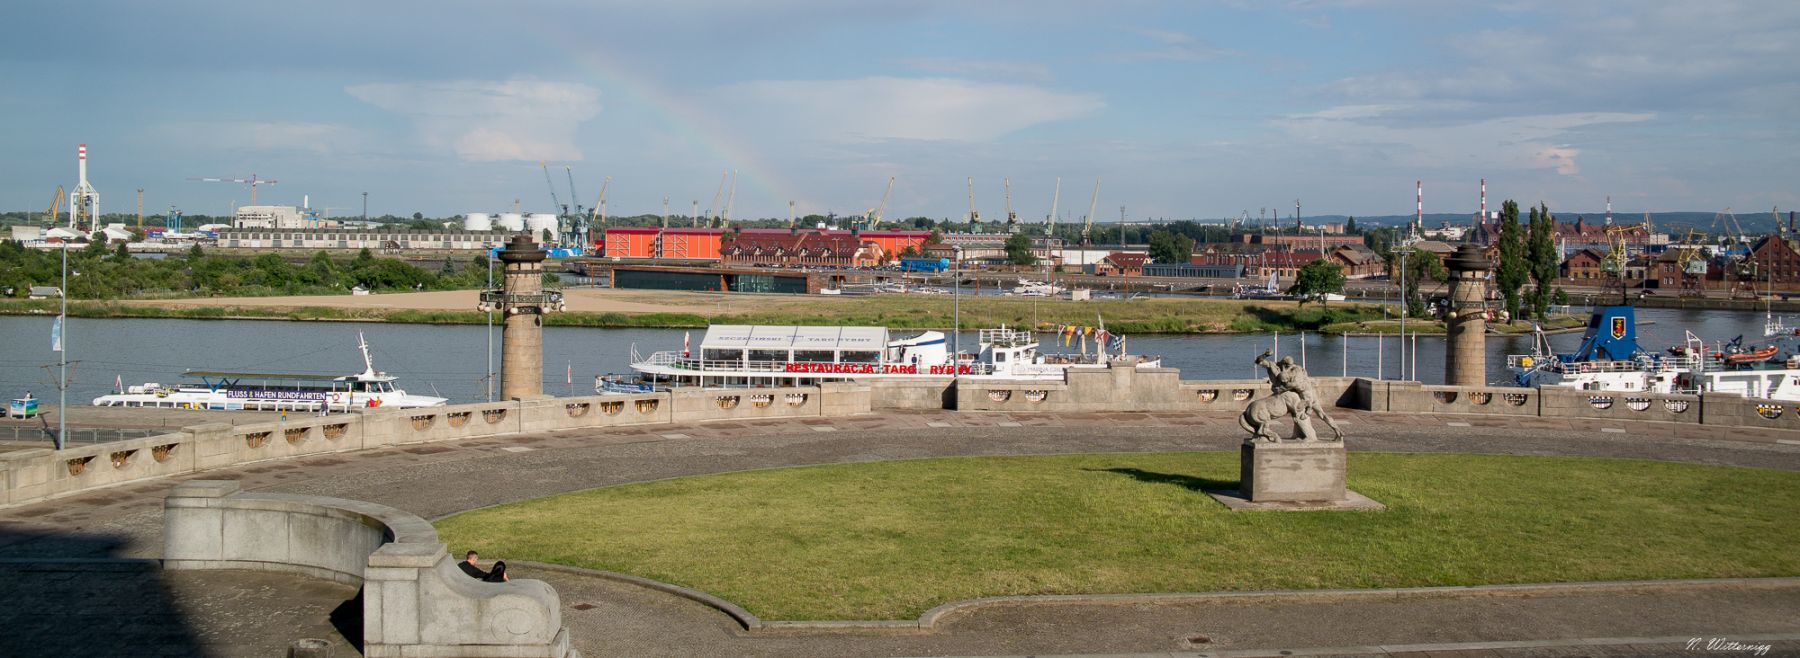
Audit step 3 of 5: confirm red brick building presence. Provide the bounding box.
[1090,252,1149,277]
[720,231,887,268]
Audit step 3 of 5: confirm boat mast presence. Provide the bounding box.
[358,332,376,376]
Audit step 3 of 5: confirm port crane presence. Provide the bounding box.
[1003,178,1017,233]
[862,176,895,229]
[1046,177,1060,233]
[1673,228,1709,298]
[189,174,277,206]
[966,177,981,233]
[723,170,737,226]
[564,166,586,246]
[585,177,611,233]
[44,185,64,228]
[1082,178,1101,246]
[705,170,727,227]
[539,161,566,216]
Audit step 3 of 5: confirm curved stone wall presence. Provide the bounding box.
[163,480,575,658]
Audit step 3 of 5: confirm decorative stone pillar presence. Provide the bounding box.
[1444,243,1491,387]
[480,235,564,400]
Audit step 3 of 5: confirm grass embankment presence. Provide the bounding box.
[436,452,1800,621]
[0,295,1388,334]
[1323,313,1589,335]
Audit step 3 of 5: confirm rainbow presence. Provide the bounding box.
[546,26,802,217]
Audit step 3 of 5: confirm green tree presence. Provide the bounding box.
[1389,247,1448,317]
[1147,230,1195,264]
[1553,287,1570,306]
[112,242,131,261]
[899,245,919,259]
[187,243,205,260]
[541,228,555,244]
[1345,216,1358,234]
[1495,200,1528,323]
[1003,232,1037,266]
[1526,203,1559,320]
[926,229,943,245]
[1287,259,1346,306]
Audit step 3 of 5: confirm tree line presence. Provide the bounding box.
[0,241,499,300]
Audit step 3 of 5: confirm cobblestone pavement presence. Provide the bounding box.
[2,409,1798,657]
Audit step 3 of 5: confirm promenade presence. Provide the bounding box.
[3,408,1799,657]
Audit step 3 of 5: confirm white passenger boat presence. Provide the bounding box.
[93,334,448,412]
[1508,305,1800,400]
[601,324,1161,392]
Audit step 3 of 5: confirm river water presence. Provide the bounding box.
[0,307,1783,405]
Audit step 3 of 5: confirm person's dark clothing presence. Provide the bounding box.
[458,560,490,580]
[459,559,508,582]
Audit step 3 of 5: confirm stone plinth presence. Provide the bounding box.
[1444,243,1490,387]
[1207,440,1385,512]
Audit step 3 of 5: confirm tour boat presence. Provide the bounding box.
[92,333,448,412]
[601,324,1161,392]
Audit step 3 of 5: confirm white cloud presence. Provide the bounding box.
[1275,107,1652,176]
[346,79,600,162]
[1106,27,1239,62]
[894,57,1053,83]
[713,77,1103,142]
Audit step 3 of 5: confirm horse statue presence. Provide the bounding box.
[1243,350,1345,443]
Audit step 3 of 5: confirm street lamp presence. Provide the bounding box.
[1398,250,1409,381]
[953,245,963,370]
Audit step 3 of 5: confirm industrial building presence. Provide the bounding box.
[216,228,508,251]
[595,227,932,263]
[233,205,342,230]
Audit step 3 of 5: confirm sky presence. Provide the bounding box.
[2,0,1796,223]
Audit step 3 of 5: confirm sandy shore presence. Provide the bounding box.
[134,288,818,316]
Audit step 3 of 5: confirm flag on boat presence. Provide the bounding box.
[683,331,691,357]
[566,362,572,385]
[51,316,62,352]
[1096,329,1110,349]
[116,374,123,393]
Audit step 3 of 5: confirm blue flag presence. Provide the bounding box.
[51,316,63,352]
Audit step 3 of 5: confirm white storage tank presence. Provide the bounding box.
[526,213,559,240]
[497,212,525,232]
[463,213,493,231]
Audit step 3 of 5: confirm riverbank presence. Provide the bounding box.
[1329,314,1589,336]
[0,290,1391,334]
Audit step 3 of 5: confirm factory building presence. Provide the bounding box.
[596,227,930,262]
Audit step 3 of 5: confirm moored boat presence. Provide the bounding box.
[92,333,447,412]
[603,324,1160,391]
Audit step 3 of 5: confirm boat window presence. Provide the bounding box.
[996,352,1008,362]
[794,350,833,363]
[748,350,787,363]
[841,351,880,364]
[703,349,743,362]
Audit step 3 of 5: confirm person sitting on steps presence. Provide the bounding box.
[458,550,508,582]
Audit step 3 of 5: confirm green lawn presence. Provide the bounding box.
[436,453,1800,621]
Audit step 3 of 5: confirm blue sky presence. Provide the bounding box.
[3,0,1796,222]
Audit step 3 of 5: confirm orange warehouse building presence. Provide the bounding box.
[659,228,725,260]
[602,227,661,259]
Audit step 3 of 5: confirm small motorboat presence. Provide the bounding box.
[1724,345,1780,365]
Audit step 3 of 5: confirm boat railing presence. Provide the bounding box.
[1506,354,1696,375]
[979,328,1036,348]
[637,350,994,375]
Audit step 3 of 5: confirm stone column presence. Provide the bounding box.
[481,235,563,400]
[1444,243,1491,386]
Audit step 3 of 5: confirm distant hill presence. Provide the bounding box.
[1305,211,1792,235]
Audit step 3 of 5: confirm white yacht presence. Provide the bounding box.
[602,324,1161,392]
[93,333,447,412]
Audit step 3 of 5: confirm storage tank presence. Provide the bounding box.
[526,213,559,241]
[496,212,525,232]
[463,213,493,231]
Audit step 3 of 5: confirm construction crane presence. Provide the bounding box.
[44,185,64,228]
[585,177,611,234]
[1003,178,1017,233]
[692,200,701,228]
[966,177,981,233]
[1047,177,1061,233]
[189,174,277,205]
[1776,206,1786,237]
[1082,178,1101,246]
[135,188,144,231]
[1600,224,1636,304]
[539,162,566,217]
[788,201,797,229]
[863,176,895,229]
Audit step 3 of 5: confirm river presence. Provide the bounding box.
[0,307,1785,405]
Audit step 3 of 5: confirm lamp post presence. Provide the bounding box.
[56,240,67,450]
[953,245,963,369]
[1398,249,1409,381]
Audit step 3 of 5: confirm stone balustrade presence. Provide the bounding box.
[1356,379,1800,428]
[164,480,576,658]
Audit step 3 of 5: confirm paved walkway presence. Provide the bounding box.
[3,409,1799,656]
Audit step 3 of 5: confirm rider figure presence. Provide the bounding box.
[1256,350,1314,421]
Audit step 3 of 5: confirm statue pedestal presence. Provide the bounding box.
[1206,441,1385,512]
